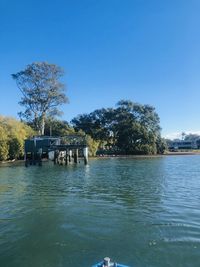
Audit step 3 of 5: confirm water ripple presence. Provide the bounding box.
[1,156,200,267]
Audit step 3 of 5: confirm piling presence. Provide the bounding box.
[69,150,72,162]
[37,148,42,166]
[54,150,59,165]
[74,149,78,164]
[65,150,68,165]
[83,147,88,165]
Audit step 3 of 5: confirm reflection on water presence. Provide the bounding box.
[0,156,200,267]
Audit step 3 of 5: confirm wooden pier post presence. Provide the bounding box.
[59,152,63,165]
[33,137,36,165]
[69,150,72,162]
[83,147,88,165]
[65,150,68,165]
[32,152,36,165]
[54,150,59,165]
[74,149,78,164]
[38,148,42,166]
[29,152,32,165]
[24,149,28,167]
[54,151,56,165]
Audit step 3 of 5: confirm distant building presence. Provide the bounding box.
[169,141,197,150]
[25,136,61,155]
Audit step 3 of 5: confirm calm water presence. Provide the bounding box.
[0,156,200,267]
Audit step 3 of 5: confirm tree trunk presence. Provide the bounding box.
[34,112,40,134]
[40,114,45,135]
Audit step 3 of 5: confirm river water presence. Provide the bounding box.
[0,156,200,267]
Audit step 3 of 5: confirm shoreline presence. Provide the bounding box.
[164,151,200,155]
[1,152,200,165]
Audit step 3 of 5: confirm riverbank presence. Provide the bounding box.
[164,151,200,155]
[1,151,200,165]
[97,151,200,157]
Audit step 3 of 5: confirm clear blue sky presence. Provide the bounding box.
[0,0,200,138]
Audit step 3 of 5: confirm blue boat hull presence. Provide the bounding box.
[92,262,130,267]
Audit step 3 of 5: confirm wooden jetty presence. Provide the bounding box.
[24,135,89,167]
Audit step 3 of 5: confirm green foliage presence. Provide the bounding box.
[71,100,164,155]
[12,62,68,135]
[0,98,165,159]
[85,135,100,157]
[0,141,9,161]
[0,125,9,160]
[156,136,167,154]
[44,118,74,136]
[0,116,34,160]
[8,138,23,159]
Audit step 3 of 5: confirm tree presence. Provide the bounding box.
[156,136,167,154]
[71,108,118,146]
[181,132,186,140]
[12,62,68,135]
[71,99,163,155]
[116,100,161,137]
[184,133,200,142]
[113,100,162,154]
[0,124,9,161]
[0,116,34,160]
[85,135,100,156]
[44,118,74,136]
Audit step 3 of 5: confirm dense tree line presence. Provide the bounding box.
[0,116,99,160]
[0,116,34,161]
[0,62,167,161]
[71,100,166,155]
[0,100,166,161]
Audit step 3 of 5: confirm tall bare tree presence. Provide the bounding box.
[12,62,68,135]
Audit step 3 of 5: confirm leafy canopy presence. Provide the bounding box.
[71,100,164,154]
[12,62,68,135]
[0,116,34,160]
